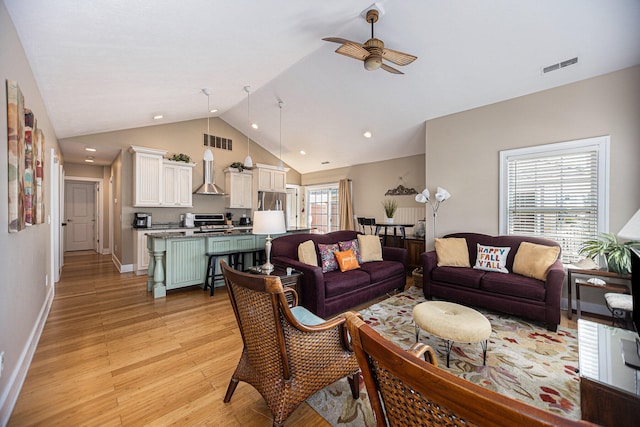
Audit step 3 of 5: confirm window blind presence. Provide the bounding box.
[506,150,599,263]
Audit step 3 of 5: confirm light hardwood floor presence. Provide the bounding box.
[9,251,330,426]
[9,251,595,426]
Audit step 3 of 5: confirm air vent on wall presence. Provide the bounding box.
[542,57,578,74]
[204,134,233,151]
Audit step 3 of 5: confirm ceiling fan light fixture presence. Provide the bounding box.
[364,55,382,71]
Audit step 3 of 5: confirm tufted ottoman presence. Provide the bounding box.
[413,301,492,367]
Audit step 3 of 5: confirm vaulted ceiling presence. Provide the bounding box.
[5,0,640,173]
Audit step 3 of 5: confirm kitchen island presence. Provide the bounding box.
[146,229,309,298]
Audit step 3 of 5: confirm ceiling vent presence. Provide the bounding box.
[542,57,578,74]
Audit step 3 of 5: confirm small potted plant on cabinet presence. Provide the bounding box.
[579,232,640,275]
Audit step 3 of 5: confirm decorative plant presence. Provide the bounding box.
[169,153,191,163]
[579,232,640,275]
[230,161,245,172]
[382,199,398,218]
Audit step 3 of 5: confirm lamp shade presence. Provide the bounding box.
[252,210,286,235]
[618,208,640,241]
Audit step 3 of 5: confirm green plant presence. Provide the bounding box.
[382,199,398,218]
[169,153,191,163]
[229,161,245,172]
[579,232,640,275]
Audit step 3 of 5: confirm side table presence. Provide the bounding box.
[248,265,303,306]
[567,268,631,320]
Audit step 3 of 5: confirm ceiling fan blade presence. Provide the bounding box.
[381,48,417,66]
[335,42,370,61]
[322,37,363,47]
[381,63,404,74]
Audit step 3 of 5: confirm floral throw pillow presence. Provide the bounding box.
[338,239,363,264]
[473,243,511,273]
[318,243,340,273]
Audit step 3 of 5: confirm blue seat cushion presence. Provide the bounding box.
[290,305,325,325]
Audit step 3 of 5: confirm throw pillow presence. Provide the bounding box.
[435,238,470,267]
[334,249,360,272]
[338,239,363,264]
[297,240,318,267]
[513,241,560,281]
[358,234,383,262]
[318,243,340,272]
[473,244,511,273]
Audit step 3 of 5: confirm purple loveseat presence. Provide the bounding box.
[271,231,407,318]
[421,233,564,331]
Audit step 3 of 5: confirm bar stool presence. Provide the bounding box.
[204,251,240,296]
[604,292,633,329]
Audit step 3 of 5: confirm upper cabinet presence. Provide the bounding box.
[225,168,253,209]
[130,146,194,207]
[256,166,286,193]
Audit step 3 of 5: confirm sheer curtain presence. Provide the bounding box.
[339,179,355,231]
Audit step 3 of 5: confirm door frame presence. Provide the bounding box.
[64,175,104,254]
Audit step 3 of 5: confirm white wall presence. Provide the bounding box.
[0,1,62,422]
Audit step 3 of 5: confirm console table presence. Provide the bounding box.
[567,268,631,320]
[578,319,640,426]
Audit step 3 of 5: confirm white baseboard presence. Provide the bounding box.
[111,253,133,273]
[0,281,55,425]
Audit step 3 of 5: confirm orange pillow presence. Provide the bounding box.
[334,249,360,272]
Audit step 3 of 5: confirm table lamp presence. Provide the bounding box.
[252,210,286,273]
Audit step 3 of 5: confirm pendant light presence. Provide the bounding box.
[243,86,254,168]
[277,100,284,170]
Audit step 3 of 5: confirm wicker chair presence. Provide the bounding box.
[221,260,360,427]
[344,312,596,427]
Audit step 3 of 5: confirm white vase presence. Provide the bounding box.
[385,217,394,224]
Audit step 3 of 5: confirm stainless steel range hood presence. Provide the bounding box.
[194,149,225,195]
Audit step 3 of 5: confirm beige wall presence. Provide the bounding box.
[60,117,301,266]
[0,1,62,418]
[302,154,426,223]
[425,65,640,242]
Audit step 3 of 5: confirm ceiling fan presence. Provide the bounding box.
[323,9,417,74]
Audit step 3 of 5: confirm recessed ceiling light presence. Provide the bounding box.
[153,114,164,120]
[251,123,258,129]
[300,150,306,155]
[210,109,218,113]
[363,131,372,138]
[85,159,95,163]
[85,147,97,152]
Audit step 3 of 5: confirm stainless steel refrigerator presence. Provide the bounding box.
[258,191,287,229]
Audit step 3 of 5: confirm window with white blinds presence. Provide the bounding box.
[499,137,609,263]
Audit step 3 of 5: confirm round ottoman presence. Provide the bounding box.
[413,301,492,367]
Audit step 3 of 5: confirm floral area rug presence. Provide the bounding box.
[307,286,580,426]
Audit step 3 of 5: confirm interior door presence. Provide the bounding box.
[64,181,96,251]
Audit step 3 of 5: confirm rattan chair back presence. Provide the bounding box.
[221,260,360,427]
[345,312,595,427]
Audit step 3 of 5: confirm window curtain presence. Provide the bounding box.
[339,179,355,231]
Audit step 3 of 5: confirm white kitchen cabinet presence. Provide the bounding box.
[130,146,166,207]
[225,168,253,208]
[163,160,195,207]
[256,167,286,192]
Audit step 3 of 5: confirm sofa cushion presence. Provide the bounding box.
[435,237,470,267]
[338,239,363,264]
[480,272,546,301]
[358,235,383,262]
[298,240,318,266]
[360,260,405,283]
[513,242,560,281]
[318,243,340,272]
[324,269,371,298]
[473,244,510,273]
[432,266,484,289]
[334,249,360,272]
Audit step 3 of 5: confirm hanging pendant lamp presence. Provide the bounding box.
[277,100,284,170]
[243,86,254,168]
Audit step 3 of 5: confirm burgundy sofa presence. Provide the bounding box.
[421,233,564,331]
[271,230,407,318]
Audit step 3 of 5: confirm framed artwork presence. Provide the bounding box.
[6,80,45,232]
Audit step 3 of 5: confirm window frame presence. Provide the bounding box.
[499,136,610,262]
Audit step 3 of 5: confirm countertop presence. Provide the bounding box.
[147,227,312,239]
